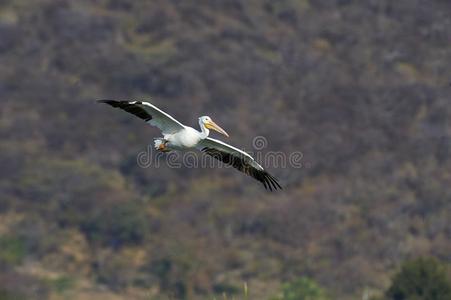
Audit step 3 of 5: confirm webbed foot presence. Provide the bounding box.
[154,138,171,153]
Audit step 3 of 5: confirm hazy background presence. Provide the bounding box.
[1,0,451,299]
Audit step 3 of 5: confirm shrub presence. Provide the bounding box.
[0,289,24,300]
[80,202,150,248]
[271,277,330,300]
[386,257,451,300]
[0,236,26,266]
[50,276,76,294]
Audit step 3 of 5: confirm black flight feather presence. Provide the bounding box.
[97,100,152,122]
[202,147,282,191]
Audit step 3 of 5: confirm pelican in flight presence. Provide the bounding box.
[98,100,281,191]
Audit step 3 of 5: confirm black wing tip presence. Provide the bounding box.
[97,99,143,103]
[97,99,122,106]
[202,147,282,192]
[262,172,282,192]
[97,99,118,103]
[97,100,152,121]
[97,99,131,105]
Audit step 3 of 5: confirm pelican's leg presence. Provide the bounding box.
[154,138,171,153]
[159,142,171,152]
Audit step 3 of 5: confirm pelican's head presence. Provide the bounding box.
[199,116,229,137]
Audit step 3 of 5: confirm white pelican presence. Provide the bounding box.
[98,100,281,191]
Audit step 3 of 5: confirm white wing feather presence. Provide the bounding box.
[99,100,185,135]
[136,101,185,135]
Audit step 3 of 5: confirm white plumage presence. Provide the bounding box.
[98,100,281,191]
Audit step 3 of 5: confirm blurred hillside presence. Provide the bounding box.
[1,0,451,299]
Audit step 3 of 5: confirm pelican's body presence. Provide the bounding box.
[166,127,202,149]
[98,100,281,191]
[160,117,217,150]
[162,126,203,150]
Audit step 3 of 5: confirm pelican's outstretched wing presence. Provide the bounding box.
[198,138,282,191]
[98,100,185,135]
